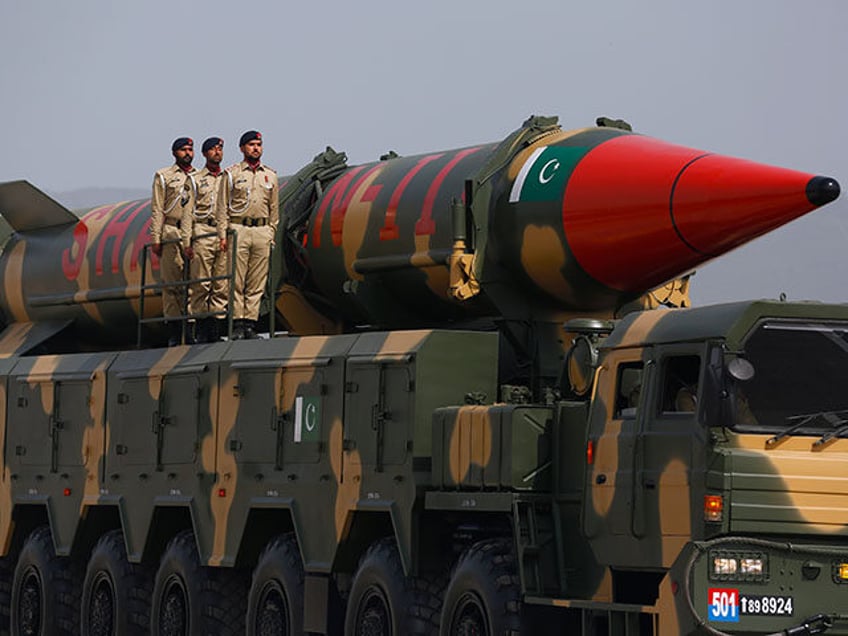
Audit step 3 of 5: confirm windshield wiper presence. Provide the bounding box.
[766,410,848,448]
[812,411,848,449]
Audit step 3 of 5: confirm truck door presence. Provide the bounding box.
[226,360,330,468]
[632,346,706,567]
[344,358,414,472]
[583,349,645,545]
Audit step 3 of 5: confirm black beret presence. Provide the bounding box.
[171,137,193,151]
[202,137,223,153]
[239,130,262,146]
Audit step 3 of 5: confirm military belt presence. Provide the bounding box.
[164,218,182,228]
[195,218,217,227]
[233,217,268,227]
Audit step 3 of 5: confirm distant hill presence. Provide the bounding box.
[49,187,149,211]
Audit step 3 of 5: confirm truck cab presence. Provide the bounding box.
[579,300,848,634]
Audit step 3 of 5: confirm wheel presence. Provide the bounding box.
[81,529,153,635]
[0,551,14,633]
[344,537,442,636]
[247,534,304,636]
[10,526,82,635]
[151,530,248,636]
[440,538,523,636]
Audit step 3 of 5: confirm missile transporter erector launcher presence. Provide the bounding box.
[0,116,844,634]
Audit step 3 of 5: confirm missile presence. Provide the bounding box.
[297,116,839,329]
[0,116,840,356]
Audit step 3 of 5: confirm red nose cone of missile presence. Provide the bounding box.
[562,135,840,292]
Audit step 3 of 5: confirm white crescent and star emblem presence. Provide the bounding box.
[305,402,317,432]
[539,159,560,184]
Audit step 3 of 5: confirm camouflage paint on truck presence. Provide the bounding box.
[0,116,843,634]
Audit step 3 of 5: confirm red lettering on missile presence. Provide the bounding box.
[416,147,482,236]
[62,222,90,281]
[362,184,381,203]
[62,202,121,279]
[132,216,157,271]
[312,166,366,248]
[95,201,147,275]
[331,165,383,247]
[380,154,444,241]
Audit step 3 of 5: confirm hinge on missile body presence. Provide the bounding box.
[596,116,633,131]
[449,192,480,302]
[476,115,561,185]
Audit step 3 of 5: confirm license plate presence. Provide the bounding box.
[708,588,794,622]
[740,594,793,617]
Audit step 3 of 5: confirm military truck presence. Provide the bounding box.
[0,117,842,634]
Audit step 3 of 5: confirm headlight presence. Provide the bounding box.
[740,557,764,576]
[709,551,767,582]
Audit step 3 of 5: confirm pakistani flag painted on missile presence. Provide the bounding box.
[509,145,589,203]
[294,396,321,443]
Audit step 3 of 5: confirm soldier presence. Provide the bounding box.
[189,137,229,343]
[150,137,195,347]
[216,130,278,340]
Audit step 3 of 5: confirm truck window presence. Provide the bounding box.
[615,362,643,419]
[733,320,848,432]
[660,355,701,414]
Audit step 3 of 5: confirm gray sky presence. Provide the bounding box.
[1,0,846,306]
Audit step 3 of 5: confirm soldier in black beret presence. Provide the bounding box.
[188,137,228,342]
[216,130,278,339]
[150,137,195,346]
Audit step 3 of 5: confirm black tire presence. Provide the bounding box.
[440,538,523,636]
[0,550,15,633]
[10,525,82,635]
[246,533,304,636]
[151,529,248,636]
[81,529,153,635]
[344,538,442,636]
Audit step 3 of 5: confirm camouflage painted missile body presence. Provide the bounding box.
[1,116,838,359]
[0,184,164,350]
[0,117,845,635]
[297,115,838,388]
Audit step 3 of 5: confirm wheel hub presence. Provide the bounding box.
[87,571,116,635]
[158,574,189,636]
[355,586,391,636]
[18,566,42,636]
[451,591,489,636]
[255,580,289,636]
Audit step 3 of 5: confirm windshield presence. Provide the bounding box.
[731,320,848,434]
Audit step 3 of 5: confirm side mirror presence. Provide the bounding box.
[727,358,755,382]
[565,335,598,397]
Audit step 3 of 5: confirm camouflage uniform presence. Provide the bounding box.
[216,160,278,328]
[189,166,228,336]
[150,165,193,319]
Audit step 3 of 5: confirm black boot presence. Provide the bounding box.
[244,320,258,339]
[195,318,212,344]
[167,321,181,347]
[185,320,197,345]
[231,319,245,340]
[213,319,226,342]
